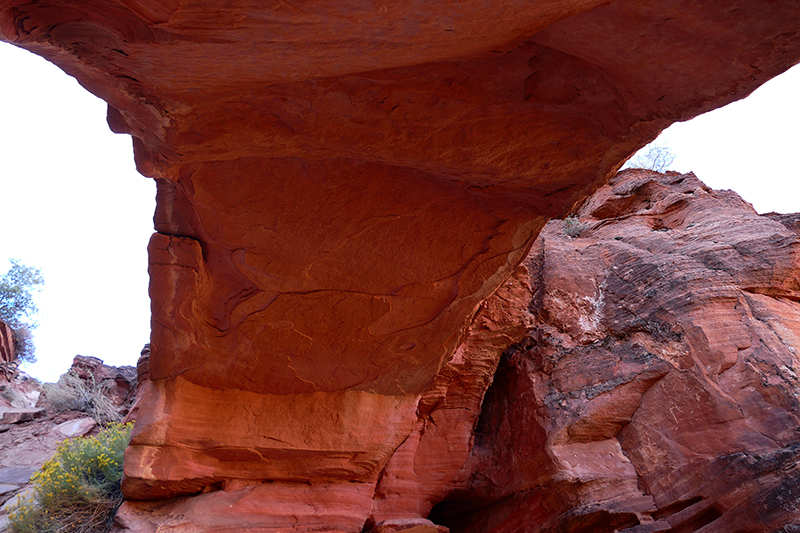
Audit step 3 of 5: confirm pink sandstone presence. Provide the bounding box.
[434,170,800,532]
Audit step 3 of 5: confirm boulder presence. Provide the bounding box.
[54,417,97,438]
[0,467,36,485]
[368,518,450,533]
[67,355,137,409]
[0,408,44,425]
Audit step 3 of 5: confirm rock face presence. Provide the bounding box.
[431,169,800,532]
[768,212,800,236]
[0,321,15,370]
[2,1,800,531]
[68,355,138,410]
[121,344,150,424]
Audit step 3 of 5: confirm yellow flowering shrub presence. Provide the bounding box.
[8,422,133,533]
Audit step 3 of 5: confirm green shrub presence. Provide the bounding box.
[8,422,133,533]
[43,370,121,425]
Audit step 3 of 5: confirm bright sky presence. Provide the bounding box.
[1,42,799,382]
[658,65,800,214]
[1,43,154,381]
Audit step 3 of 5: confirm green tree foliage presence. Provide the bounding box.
[0,260,44,363]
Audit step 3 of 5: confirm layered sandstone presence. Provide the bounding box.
[2,0,800,531]
[433,170,800,532]
[0,321,14,368]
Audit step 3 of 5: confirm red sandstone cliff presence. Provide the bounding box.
[2,1,800,531]
[0,321,14,366]
[0,321,17,383]
[112,170,800,532]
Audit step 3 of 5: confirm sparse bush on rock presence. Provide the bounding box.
[7,422,133,533]
[563,215,588,238]
[622,141,676,172]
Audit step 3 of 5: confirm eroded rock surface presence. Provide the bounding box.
[2,1,800,531]
[68,355,137,411]
[0,322,13,370]
[433,170,800,532]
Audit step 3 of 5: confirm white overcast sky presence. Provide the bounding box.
[1,43,154,381]
[1,42,799,382]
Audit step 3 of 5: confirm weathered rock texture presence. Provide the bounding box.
[431,169,800,532]
[0,321,15,368]
[121,344,150,424]
[768,212,800,236]
[68,355,138,410]
[2,0,800,531]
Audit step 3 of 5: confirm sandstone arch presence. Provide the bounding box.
[2,1,799,531]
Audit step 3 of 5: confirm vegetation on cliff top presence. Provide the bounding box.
[622,141,676,173]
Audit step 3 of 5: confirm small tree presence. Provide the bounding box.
[623,141,676,172]
[0,260,44,363]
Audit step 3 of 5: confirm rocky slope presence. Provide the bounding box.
[430,169,800,532]
[0,355,138,531]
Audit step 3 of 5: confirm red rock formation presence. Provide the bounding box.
[121,344,150,424]
[69,355,138,409]
[0,321,14,366]
[768,212,800,236]
[2,1,800,531]
[432,170,800,532]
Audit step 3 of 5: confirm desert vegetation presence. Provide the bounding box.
[7,422,133,533]
[42,370,122,425]
[622,141,676,172]
[563,215,588,238]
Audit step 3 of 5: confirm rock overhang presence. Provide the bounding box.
[2,0,800,529]
[4,0,798,190]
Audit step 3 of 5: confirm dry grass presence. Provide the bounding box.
[563,215,588,238]
[43,370,121,425]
